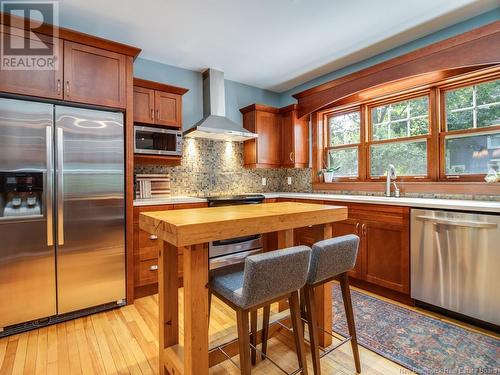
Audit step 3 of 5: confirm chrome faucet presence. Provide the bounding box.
[385,164,400,197]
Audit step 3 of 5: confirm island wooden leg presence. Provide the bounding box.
[159,242,179,375]
[183,243,209,375]
[277,229,294,311]
[315,223,333,347]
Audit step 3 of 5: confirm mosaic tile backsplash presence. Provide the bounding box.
[134,138,312,196]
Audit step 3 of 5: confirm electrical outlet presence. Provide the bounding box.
[262,177,267,186]
[287,176,292,185]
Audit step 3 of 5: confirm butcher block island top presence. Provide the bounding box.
[140,201,348,247]
[139,202,348,375]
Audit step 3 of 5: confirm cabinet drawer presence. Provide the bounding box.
[138,230,160,260]
[137,259,159,286]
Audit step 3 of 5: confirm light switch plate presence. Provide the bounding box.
[287,176,292,185]
[262,177,267,186]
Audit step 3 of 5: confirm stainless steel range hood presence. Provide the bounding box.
[184,69,258,142]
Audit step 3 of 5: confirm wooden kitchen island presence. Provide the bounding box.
[139,202,348,375]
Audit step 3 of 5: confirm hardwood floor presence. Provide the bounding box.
[0,286,494,375]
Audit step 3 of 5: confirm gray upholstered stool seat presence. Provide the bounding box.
[209,246,312,374]
[307,234,360,285]
[260,234,361,375]
[210,246,312,310]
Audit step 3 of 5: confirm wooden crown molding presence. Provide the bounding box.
[133,78,189,95]
[294,21,500,118]
[239,103,281,114]
[0,11,141,58]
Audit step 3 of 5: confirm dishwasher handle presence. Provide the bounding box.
[415,215,498,229]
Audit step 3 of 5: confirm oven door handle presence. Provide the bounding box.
[212,234,261,246]
[209,248,263,270]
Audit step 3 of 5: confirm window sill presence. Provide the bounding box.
[312,181,500,195]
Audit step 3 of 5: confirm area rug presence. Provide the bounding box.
[331,285,500,374]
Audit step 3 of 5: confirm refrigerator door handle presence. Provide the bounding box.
[46,126,54,246]
[57,127,64,246]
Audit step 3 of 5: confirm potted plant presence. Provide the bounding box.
[317,166,340,183]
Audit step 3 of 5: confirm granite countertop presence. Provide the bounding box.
[133,192,500,213]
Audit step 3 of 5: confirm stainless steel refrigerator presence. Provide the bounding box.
[0,98,125,333]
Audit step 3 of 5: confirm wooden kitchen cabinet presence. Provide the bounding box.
[331,217,364,279]
[155,91,182,127]
[241,104,282,168]
[0,30,64,100]
[63,41,127,108]
[133,86,155,124]
[133,202,208,299]
[241,104,309,168]
[133,78,188,128]
[281,105,309,168]
[288,198,410,298]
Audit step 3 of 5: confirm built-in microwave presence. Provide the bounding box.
[134,126,183,156]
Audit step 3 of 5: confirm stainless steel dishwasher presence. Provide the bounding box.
[411,208,500,326]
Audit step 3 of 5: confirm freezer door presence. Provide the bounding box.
[411,209,500,325]
[0,98,57,328]
[55,106,125,314]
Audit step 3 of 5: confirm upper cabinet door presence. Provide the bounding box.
[281,112,295,167]
[154,91,182,127]
[0,30,63,100]
[256,111,281,166]
[63,41,126,109]
[133,87,155,124]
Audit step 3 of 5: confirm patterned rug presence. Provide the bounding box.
[331,285,500,374]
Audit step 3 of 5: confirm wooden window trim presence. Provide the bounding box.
[439,75,500,181]
[314,69,500,190]
[365,92,433,181]
[323,106,363,181]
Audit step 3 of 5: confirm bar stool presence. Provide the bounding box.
[209,246,312,375]
[262,234,361,375]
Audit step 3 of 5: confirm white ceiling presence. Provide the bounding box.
[57,0,499,92]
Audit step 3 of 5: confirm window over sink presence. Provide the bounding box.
[317,73,500,183]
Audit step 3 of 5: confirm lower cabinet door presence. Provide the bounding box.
[363,220,409,293]
[332,218,364,280]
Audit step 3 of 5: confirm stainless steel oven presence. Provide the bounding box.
[207,195,265,270]
[134,125,183,156]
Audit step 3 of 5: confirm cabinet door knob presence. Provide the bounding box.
[149,264,158,271]
[289,152,294,162]
[65,81,70,95]
[150,109,154,120]
[361,223,366,236]
[355,222,360,234]
[149,234,158,240]
[56,79,61,94]
[156,109,160,120]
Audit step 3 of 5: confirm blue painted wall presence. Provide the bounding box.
[134,58,280,130]
[278,8,500,107]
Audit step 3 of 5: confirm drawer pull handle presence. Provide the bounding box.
[149,234,158,240]
[149,265,158,271]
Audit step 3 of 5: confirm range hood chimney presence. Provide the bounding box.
[184,69,258,142]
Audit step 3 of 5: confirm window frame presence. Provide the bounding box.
[439,75,500,181]
[323,105,365,181]
[317,72,500,184]
[365,90,434,182]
